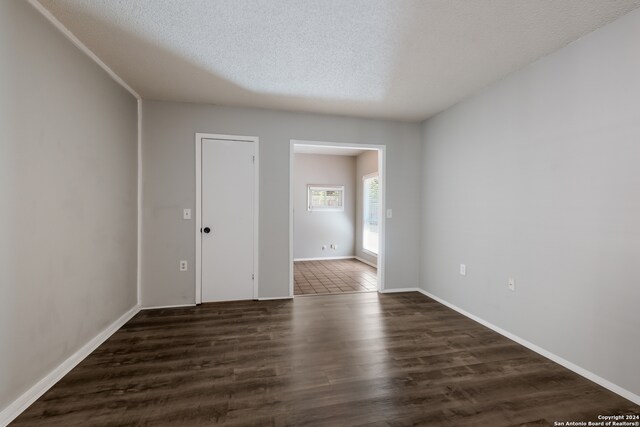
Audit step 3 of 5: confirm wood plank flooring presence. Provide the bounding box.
[294,259,378,295]
[12,292,639,426]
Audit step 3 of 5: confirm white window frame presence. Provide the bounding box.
[307,185,345,212]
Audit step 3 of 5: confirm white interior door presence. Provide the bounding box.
[201,138,255,302]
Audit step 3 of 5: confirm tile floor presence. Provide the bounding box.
[294,258,378,295]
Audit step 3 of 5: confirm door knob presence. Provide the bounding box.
[202,227,211,234]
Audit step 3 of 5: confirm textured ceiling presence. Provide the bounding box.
[37,0,640,121]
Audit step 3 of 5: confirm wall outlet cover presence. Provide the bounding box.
[459,264,466,276]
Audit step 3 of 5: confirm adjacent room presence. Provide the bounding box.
[2,0,639,425]
[292,143,381,296]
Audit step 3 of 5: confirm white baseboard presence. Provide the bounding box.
[416,288,640,406]
[0,304,141,427]
[142,304,196,310]
[258,296,294,301]
[294,256,355,262]
[379,287,420,293]
[355,256,378,268]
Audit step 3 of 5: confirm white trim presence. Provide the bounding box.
[0,304,140,426]
[197,133,258,143]
[379,287,420,294]
[362,248,378,258]
[258,296,294,301]
[137,100,142,307]
[253,141,260,300]
[290,140,387,298]
[290,140,381,151]
[27,0,140,100]
[355,256,378,268]
[417,288,640,406]
[142,304,196,310]
[362,171,379,180]
[289,142,295,299]
[294,256,355,262]
[195,135,202,304]
[377,146,387,293]
[362,173,381,257]
[195,133,260,304]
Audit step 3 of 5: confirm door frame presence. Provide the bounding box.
[289,139,387,297]
[195,133,259,304]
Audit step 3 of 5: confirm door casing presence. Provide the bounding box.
[289,139,387,298]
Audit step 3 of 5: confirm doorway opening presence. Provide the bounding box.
[289,140,386,297]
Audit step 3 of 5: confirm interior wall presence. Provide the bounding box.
[420,7,640,397]
[141,100,422,305]
[0,0,138,413]
[355,150,379,265]
[293,154,356,259]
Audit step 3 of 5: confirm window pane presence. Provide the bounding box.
[308,186,344,211]
[363,177,379,254]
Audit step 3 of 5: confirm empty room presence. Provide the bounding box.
[1,0,639,426]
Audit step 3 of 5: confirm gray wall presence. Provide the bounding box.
[420,7,640,396]
[141,100,422,305]
[355,150,379,265]
[293,154,356,259]
[0,0,138,413]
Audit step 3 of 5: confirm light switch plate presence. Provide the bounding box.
[508,277,515,291]
[183,209,191,220]
[459,264,466,276]
[386,209,393,219]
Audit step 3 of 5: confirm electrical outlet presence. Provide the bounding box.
[183,208,191,220]
[386,209,393,219]
[179,260,188,272]
[508,277,515,291]
[459,264,466,276]
[322,245,327,250]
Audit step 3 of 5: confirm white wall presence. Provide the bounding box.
[294,154,356,259]
[355,150,379,265]
[420,7,640,398]
[0,0,138,414]
[142,100,422,305]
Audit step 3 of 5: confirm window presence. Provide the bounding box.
[363,173,380,255]
[307,185,345,211]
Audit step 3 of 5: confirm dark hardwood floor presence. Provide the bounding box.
[12,292,639,426]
